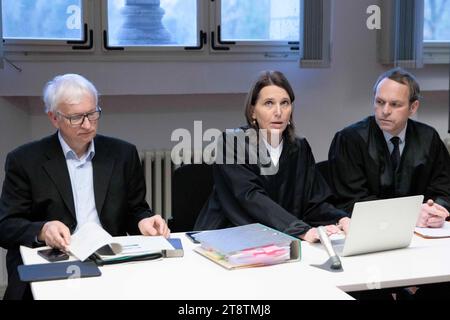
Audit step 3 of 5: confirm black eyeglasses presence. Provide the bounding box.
[57,107,102,126]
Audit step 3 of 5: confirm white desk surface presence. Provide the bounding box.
[20,233,450,300]
[20,233,352,300]
[306,235,450,292]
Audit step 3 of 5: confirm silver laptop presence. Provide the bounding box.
[333,195,423,257]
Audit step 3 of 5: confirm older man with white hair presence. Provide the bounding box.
[0,74,170,300]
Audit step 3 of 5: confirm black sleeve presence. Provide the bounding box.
[300,141,349,227]
[0,152,45,249]
[425,133,450,212]
[125,146,154,235]
[328,130,379,213]
[214,162,313,237]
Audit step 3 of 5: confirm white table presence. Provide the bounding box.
[20,233,450,300]
[304,235,450,292]
[20,232,352,300]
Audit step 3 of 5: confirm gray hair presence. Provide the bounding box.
[43,74,98,113]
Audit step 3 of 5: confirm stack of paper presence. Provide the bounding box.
[68,222,175,263]
[94,235,175,263]
[415,222,450,239]
[227,244,291,266]
[193,223,301,269]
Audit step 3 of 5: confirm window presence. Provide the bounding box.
[0,3,3,69]
[2,0,83,41]
[423,0,450,64]
[1,0,91,52]
[211,0,300,53]
[0,0,324,60]
[220,0,299,42]
[424,0,450,41]
[105,0,201,49]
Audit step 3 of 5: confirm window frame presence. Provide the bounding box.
[101,0,206,53]
[423,42,450,64]
[1,0,93,53]
[0,0,315,62]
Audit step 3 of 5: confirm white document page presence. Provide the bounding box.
[69,222,122,261]
[109,236,174,258]
[415,222,450,238]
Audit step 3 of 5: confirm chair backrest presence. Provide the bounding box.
[315,160,332,188]
[170,163,214,232]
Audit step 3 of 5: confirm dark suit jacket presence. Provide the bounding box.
[328,116,450,214]
[194,128,348,237]
[0,133,153,299]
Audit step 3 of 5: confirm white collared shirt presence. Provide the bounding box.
[262,138,284,167]
[58,131,101,232]
[382,124,407,157]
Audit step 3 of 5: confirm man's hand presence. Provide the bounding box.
[417,200,449,228]
[338,217,351,234]
[138,215,170,238]
[38,221,71,250]
[299,224,341,243]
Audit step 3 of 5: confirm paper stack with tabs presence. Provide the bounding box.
[193,223,301,269]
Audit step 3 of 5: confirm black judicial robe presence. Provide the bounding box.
[194,128,348,237]
[328,116,450,214]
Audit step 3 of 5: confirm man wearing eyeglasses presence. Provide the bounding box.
[0,74,170,300]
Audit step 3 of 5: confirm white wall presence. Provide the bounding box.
[0,97,31,292]
[29,94,245,153]
[416,91,450,140]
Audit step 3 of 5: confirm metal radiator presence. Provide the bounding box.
[0,248,7,295]
[141,150,173,221]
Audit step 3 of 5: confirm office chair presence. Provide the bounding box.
[316,160,341,207]
[315,160,332,188]
[170,163,214,232]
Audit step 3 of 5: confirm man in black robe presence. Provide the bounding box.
[328,67,450,298]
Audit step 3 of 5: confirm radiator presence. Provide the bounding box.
[0,248,6,293]
[141,150,173,221]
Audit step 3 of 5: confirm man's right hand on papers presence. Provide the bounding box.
[138,215,170,238]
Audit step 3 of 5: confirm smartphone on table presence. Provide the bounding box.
[37,248,70,262]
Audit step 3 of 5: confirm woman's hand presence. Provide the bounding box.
[299,224,342,243]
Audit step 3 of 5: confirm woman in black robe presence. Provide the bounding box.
[194,71,350,242]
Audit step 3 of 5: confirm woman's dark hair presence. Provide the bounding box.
[244,70,296,142]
